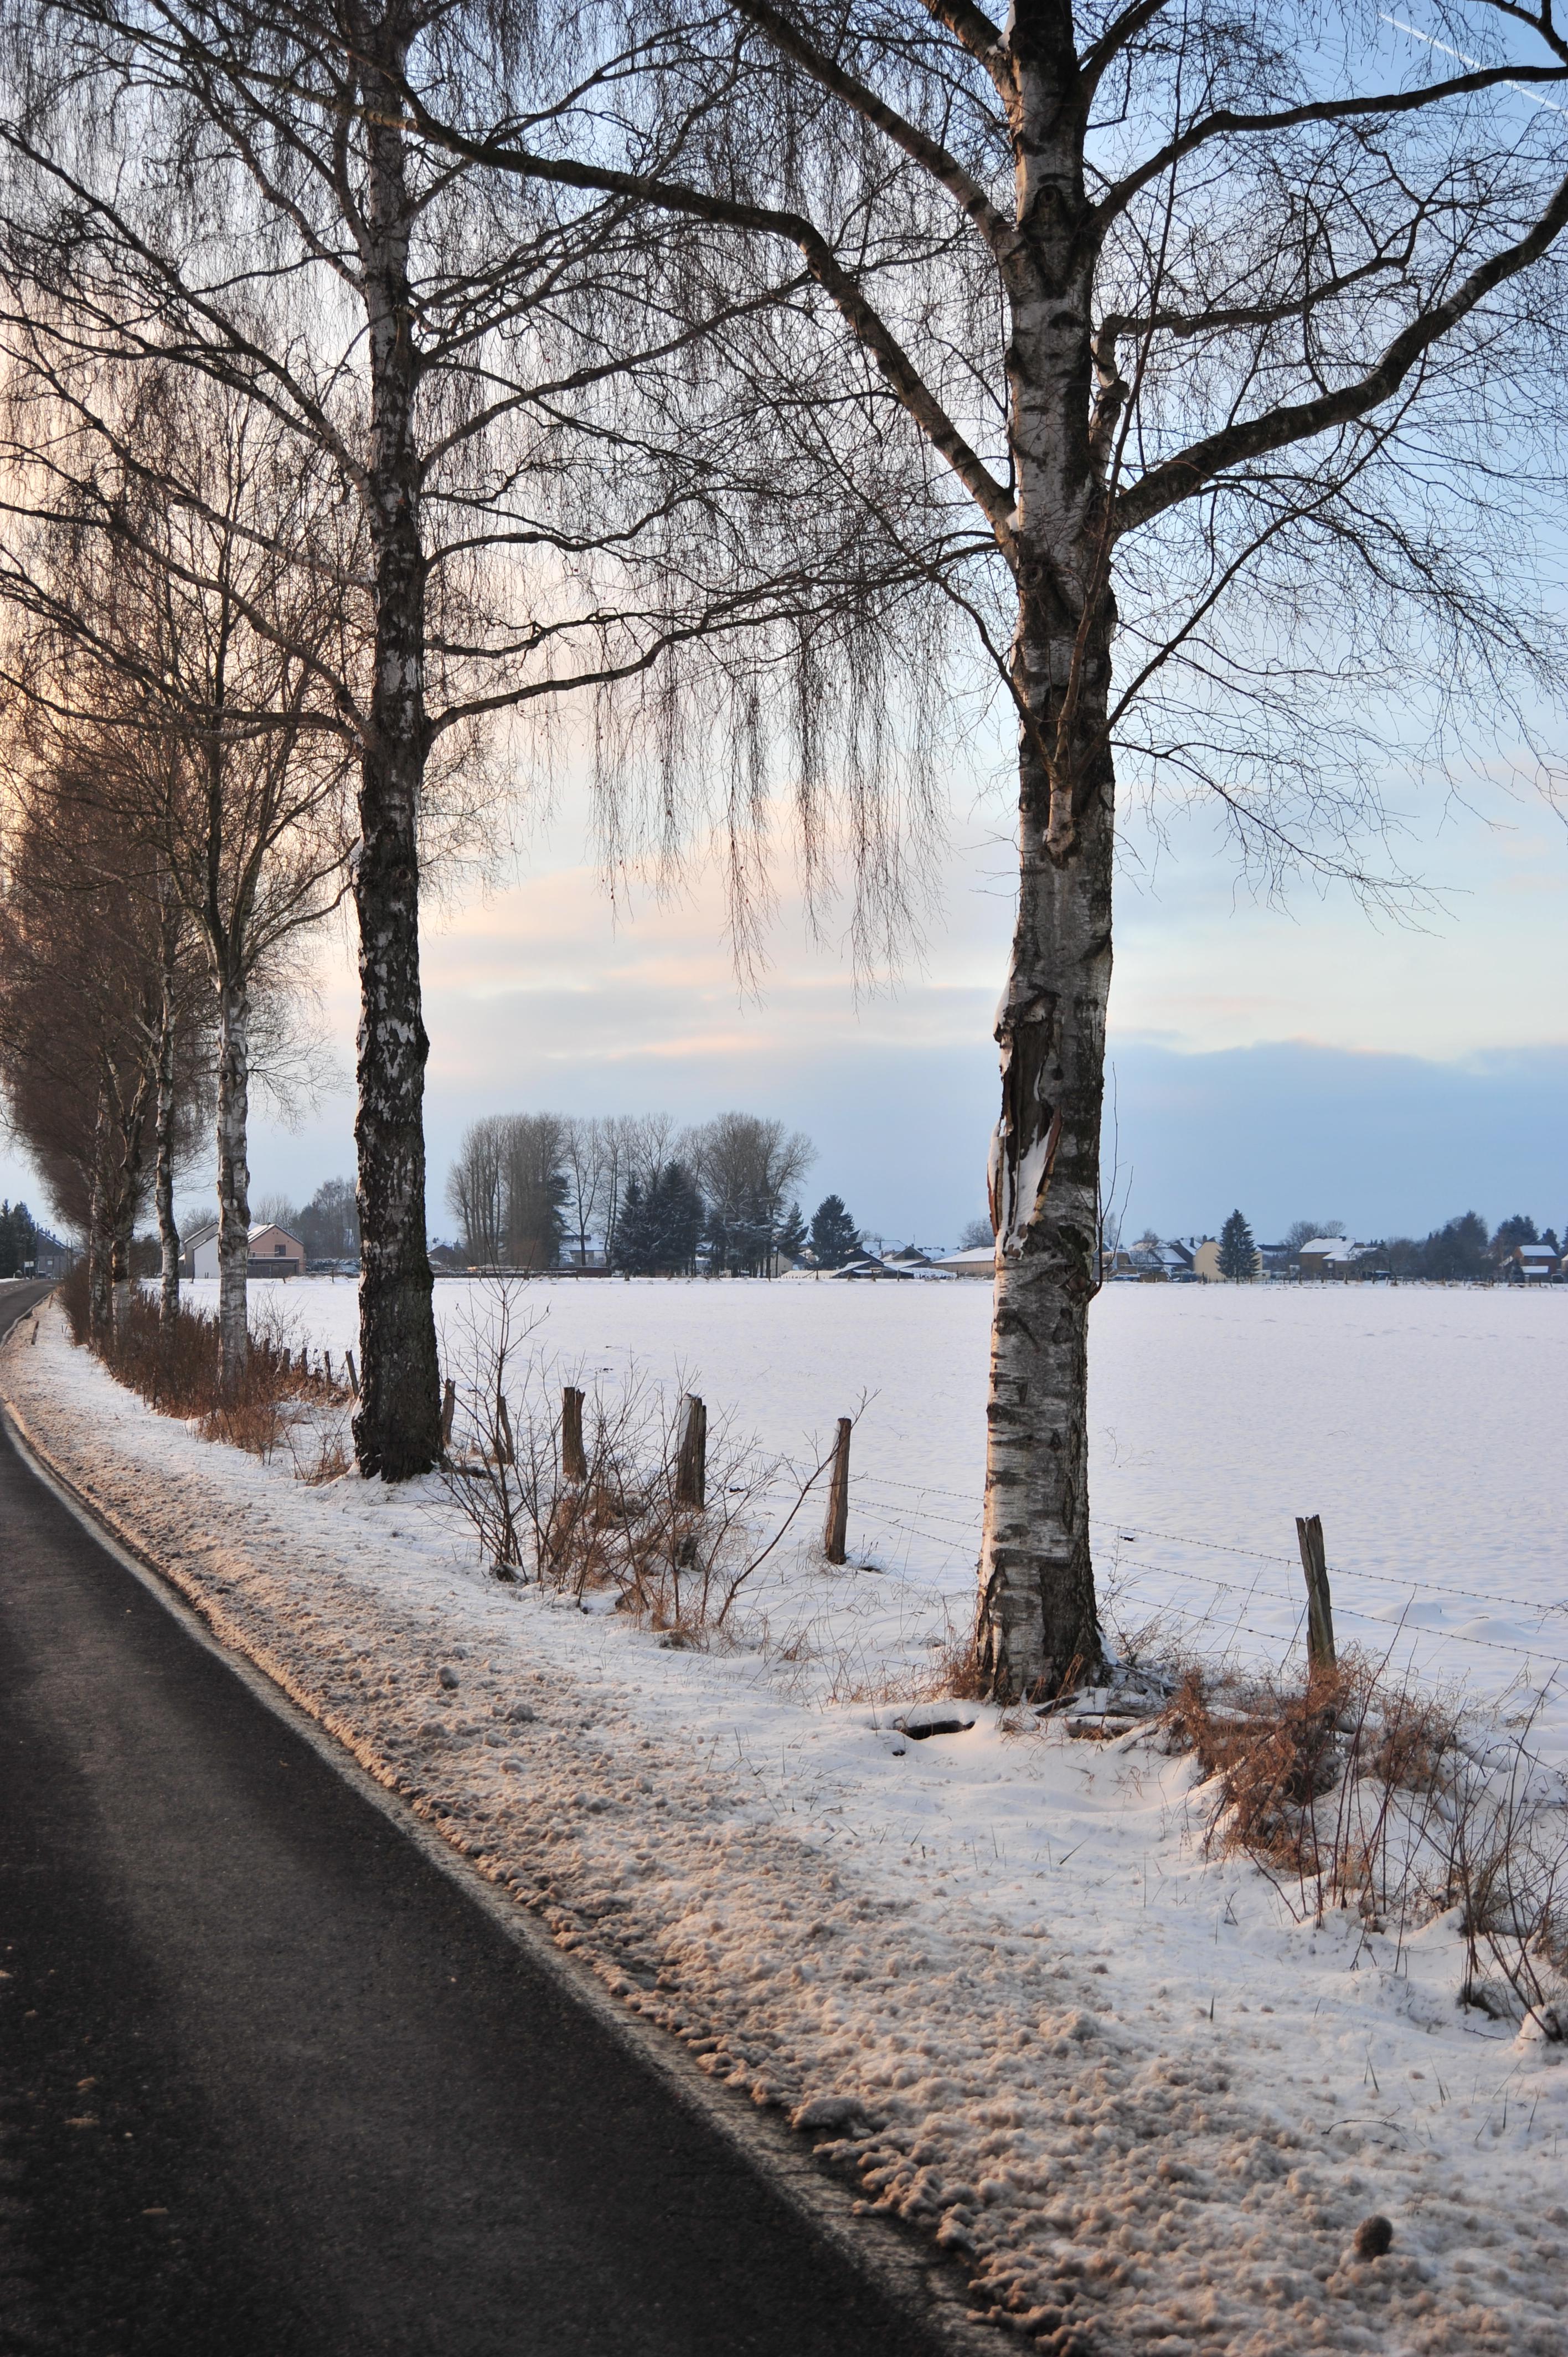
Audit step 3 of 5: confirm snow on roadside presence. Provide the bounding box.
[6,1301,1566,2357]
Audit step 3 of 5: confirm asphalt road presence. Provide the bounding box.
[0,1285,956,2357]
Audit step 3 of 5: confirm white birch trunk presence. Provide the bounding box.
[975,44,1112,1696]
[216,974,251,1391]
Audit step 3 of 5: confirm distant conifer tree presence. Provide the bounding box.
[1218,1209,1257,1282]
[776,1200,808,1259]
[809,1194,861,1268]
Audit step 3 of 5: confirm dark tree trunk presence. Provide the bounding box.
[352,44,441,1480]
[154,888,181,1324]
[216,973,250,1391]
[87,1100,111,1345]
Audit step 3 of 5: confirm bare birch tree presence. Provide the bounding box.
[560,1116,610,1263]
[406,0,1568,1692]
[445,1116,508,1267]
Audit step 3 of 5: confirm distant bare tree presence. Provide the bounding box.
[446,1118,508,1268]
[502,1115,568,1269]
[0,786,209,1333]
[680,1112,814,1267]
[560,1118,608,1264]
[445,1111,568,1267]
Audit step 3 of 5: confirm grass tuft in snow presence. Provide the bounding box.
[1165,1653,1568,2036]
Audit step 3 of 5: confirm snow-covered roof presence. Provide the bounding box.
[1297,1238,1348,1254]
[933,1245,996,1267]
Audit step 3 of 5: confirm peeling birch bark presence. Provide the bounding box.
[976,38,1111,1699]
[978,756,1111,1699]
[352,49,442,1480]
[216,975,250,1392]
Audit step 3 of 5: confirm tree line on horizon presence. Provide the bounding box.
[1137,1209,1564,1281]
[441,1110,866,1277]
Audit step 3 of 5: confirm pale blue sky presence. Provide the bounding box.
[4,758,1563,1249]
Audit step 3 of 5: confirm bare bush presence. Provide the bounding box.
[440,1281,836,1638]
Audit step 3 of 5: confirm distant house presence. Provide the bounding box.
[1511,1244,1560,1282]
[1132,1239,1201,1282]
[180,1221,218,1278]
[1295,1237,1351,1278]
[931,1244,996,1280]
[187,1221,306,1280]
[561,1241,609,1271]
[30,1231,74,1280]
[827,1253,915,1280]
[1296,1237,1381,1279]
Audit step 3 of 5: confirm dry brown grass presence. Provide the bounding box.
[1167,1660,1355,1862]
[62,1263,350,1474]
[1163,1655,1568,2035]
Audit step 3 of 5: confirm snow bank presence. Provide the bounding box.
[8,1298,1566,2356]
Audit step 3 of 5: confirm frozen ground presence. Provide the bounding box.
[6,1289,1566,2355]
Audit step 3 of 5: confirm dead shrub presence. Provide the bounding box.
[439,1279,840,1634]
[1168,1661,1354,1862]
[1163,1657,1568,2034]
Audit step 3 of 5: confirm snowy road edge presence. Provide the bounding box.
[0,1371,1001,2356]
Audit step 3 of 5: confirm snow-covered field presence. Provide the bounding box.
[203,1275,1568,1754]
[7,1286,1567,2355]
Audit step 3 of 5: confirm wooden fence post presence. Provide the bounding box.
[823,1417,852,1564]
[675,1395,707,1508]
[440,1377,456,1449]
[561,1385,587,1483]
[344,1350,359,1397]
[496,1392,515,1468]
[1296,1514,1336,1671]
